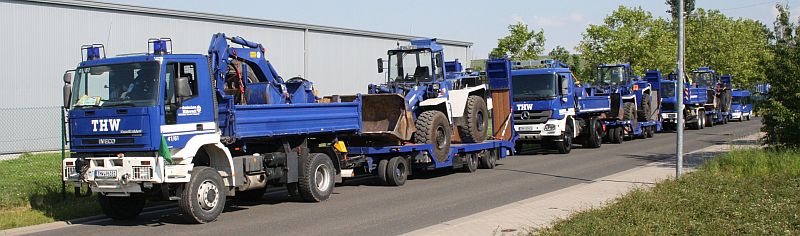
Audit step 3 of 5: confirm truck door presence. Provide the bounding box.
[162,59,216,149]
[558,73,575,112]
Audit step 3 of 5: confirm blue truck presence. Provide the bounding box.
[730,89,753,121]
[661,67,732,130]
[61,34,373,223]
[591,64,661,142]
[498,59,609,154]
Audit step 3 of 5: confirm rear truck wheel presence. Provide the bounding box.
[376,158,389,185]
[414,110,452,163]
[178,166,226,223]
[556,120,573,154]
[637,94,651,122]
[462,153,479,173]
[386,156,409,186]
[298,153,335,202]
[479,149,497,169]
[234,187,266,201]
[623,102,638,128]
[723,116,729,124]
[706,113,714,127]
[613,126,624,144]
[98,195,145,220]
[459,95,489,143]
[746,114,751,121]
[584,117,603,148]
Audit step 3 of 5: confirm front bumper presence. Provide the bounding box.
[63,156,192,195]
[731,112,742,119]
[514,119,564,140]
[661,113,678,124]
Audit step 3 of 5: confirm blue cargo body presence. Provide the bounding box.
[232,101,362,139]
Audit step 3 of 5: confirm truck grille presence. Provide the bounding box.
[132,166,153,180]
[514,110,552,124]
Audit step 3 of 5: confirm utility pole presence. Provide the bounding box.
[676,0,685,177]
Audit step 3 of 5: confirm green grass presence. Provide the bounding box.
[535,149,800,235]
[0,153,102,230]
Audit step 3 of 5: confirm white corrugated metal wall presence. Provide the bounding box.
[0,0,472,154]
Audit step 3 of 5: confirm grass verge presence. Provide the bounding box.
[0,152,101,230]
[536,148,800,235]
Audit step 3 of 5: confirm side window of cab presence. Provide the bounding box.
[164,62,199,124]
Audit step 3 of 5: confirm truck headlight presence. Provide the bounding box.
[544,124,556,131]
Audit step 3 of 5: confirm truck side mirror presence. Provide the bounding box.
[176,77,193,99]
[377,58,384,73]
[62,71,73,108]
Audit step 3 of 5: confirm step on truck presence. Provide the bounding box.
[590,64,661,142]
[498,59,610,154]
[61,34,368,223]
[334,41,517,185]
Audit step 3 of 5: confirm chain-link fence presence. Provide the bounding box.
[0,106,64,155]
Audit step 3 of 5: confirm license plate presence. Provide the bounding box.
[668,114,676,118]
[95,170,117,179]
[519,126,538,131]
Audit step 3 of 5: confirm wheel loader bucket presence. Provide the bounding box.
[337,94,415,141]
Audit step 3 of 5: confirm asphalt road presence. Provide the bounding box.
[32,118,762,236]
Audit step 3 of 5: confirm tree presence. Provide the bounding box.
[665,0,695,20]
[761,3,800,148]
[547,46,571,63]
[489,22,546,60]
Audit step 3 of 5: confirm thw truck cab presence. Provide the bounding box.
[61,34,363,223]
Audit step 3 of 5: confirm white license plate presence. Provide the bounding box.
[668,114,676,118]
[519,126,539,131]
[95,170,117,179]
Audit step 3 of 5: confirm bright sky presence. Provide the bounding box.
[99,0,799,58]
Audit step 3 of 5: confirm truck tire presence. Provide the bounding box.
[584,117,603,148]
[479,149,497,169]
[415,110,452,163]
[623,102,638,128]
[555,119,573,154]
[386,156,409,186]
[461,153,479,173]
[376,158,389,185]
[234,187,266,201]
[459,95,489,143]
[637,94,651,122]
[706,113,714,127]
[98,195,145,220]
[178,166,226,223]
[612,126,624,144]
[298,153,335,202]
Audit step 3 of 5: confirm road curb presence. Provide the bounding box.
[0,203,177,236]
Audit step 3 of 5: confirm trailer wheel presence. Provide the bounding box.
[623,102,638,128]
[386,156,408,186]
[462,153,479,173]
[705,113,714,127]
[479,149,497,169]
[555,120,573,154]
[612,127,624,144]
[459,95,489,143]
[298,153,335,202]
[178,166,226,223]
[414,110,452,163]
[584,117,603,148]
[98,195,145,220]
[376,158,389,185]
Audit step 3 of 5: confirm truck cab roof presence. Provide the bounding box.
[510,67,572,76]
[79,53,205,67]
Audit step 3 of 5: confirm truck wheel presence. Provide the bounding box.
[298,153,335,202]
[235,188,266,201]
[479,149,497,169]
[98,195,145,220]
[178,166,226,223]
[415,110,452,163]
[376,158,389,185]
[706,114,714,127]
[637,94,651,122]
[746,114,751,121]
[459,95,489,143]
[556,120,573,154]
[623,102,638,128]
[386,156,409,186]
[613,127,624,144]
[461,153,479,173]
[584,117,603,148]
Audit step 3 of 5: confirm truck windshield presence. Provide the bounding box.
[512,74,557,101]
[388,49,433,83]
[596,66,625,86]
[71,62,160,108]
[732,96,747,105]
[691,72,715,87]
[660,82,675,98]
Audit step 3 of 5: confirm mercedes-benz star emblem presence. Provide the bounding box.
[521,111,530,119]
